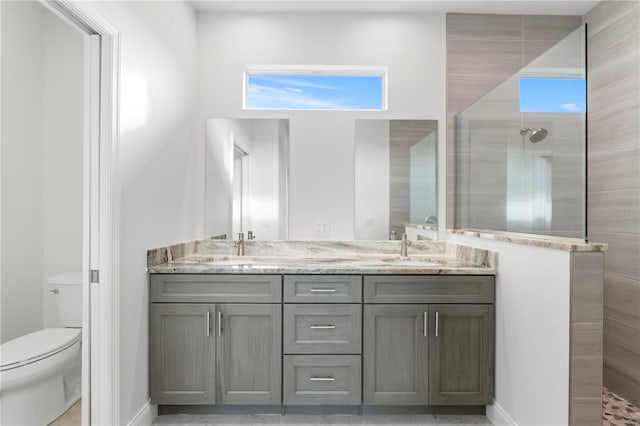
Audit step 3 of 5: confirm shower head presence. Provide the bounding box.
[520,128,548,143]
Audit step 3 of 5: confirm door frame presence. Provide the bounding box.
[41,1,121,424]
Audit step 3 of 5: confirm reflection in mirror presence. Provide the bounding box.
[205,118,289,240]
[355,120,437,240]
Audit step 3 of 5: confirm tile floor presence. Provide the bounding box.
[152,414,491,425]
[48,399,81,426]
[49,387,640,426]
[603,387,640,426]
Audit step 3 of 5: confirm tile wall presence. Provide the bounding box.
[446,13,583,228]
[584,0,640,408]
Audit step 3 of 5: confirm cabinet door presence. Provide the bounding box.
[149,304,216,404]
[363,305,429,405]
[429,304,494,405]
[217,304,282,404]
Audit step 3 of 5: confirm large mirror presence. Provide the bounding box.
[204,118,437,240]
[355,120,438,240]
[204,118,290,240]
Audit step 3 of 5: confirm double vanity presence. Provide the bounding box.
[147,239,497,414]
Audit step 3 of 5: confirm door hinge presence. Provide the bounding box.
[90,270,100,283]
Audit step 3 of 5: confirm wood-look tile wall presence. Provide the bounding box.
[446,13,583,228]
[570,251,604,425]
[584,0,640,408]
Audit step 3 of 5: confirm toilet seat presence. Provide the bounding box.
[0,328,81,372]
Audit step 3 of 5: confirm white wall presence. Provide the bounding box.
[42,9,84,329]
[355,119,390,239]
[87,2,199,423]
[446,233,571,426]
[197,12,446,239]
[0,0,45,343]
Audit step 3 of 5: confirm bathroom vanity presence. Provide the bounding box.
[147,240,496,413]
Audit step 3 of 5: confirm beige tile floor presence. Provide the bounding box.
[48,400,81,426]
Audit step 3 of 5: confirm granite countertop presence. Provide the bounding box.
[147,240,497,275]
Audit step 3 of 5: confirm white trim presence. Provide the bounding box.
[41,1,121,425]
[487,402,518,426]
[245,64,388,75]
[127,400,157,426]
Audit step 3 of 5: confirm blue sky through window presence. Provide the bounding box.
[246,74,384,110]
[519,78,586,113]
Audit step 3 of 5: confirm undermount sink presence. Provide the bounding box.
[377,256,443,266]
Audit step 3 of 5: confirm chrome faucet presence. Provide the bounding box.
[400,233,411,257]
[236,233,245,256]
[247,230,255,240]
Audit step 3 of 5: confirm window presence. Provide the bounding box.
[519,78,586,113]
[244,66,387,110]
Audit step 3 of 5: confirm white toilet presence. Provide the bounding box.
[0,272,83,425]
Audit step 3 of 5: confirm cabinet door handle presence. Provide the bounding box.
[310,376,335,381]
[309,288,336,293]
[310,325,336,329]
[435,311,439,338]
[423,311,427,337]
[218,311,222,336]
[206,311,211,337]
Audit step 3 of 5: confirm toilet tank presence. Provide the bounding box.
[48,272,83,327]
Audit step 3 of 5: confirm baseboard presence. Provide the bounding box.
[127,399,157,426]
[487,402,517,426]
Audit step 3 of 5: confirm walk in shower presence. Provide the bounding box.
[454,25,587,240]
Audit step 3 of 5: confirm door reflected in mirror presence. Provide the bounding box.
[205,118,289,240]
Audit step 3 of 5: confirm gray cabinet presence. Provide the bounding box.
[428,304,494,405]
[284,275,361,303]
[150,273,495,409]
[149,274,282,406]
[218,304,282,404]
[363,275,495,407]
[284,304,361,354]
[363,305,429,405]
[283,276,363,406]
[150,304,216,405]
[283,355,361,405]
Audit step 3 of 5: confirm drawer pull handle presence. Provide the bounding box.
[310,376,335,381]
[218,311,222,337]
[309,288,336,293]
[435,311,439,338]
[207,311,211,337]
[310,325,336,329]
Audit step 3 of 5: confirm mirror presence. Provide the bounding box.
[355,120,438,240]
[205,118,437,240]
[205,118,290,240]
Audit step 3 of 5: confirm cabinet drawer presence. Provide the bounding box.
[284,304,361,354]
[284,275,361,303]
[283,355,361,405]
[150,274,281,303]
[364,275,494,304]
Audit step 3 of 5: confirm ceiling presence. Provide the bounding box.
[190,0,599,15]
